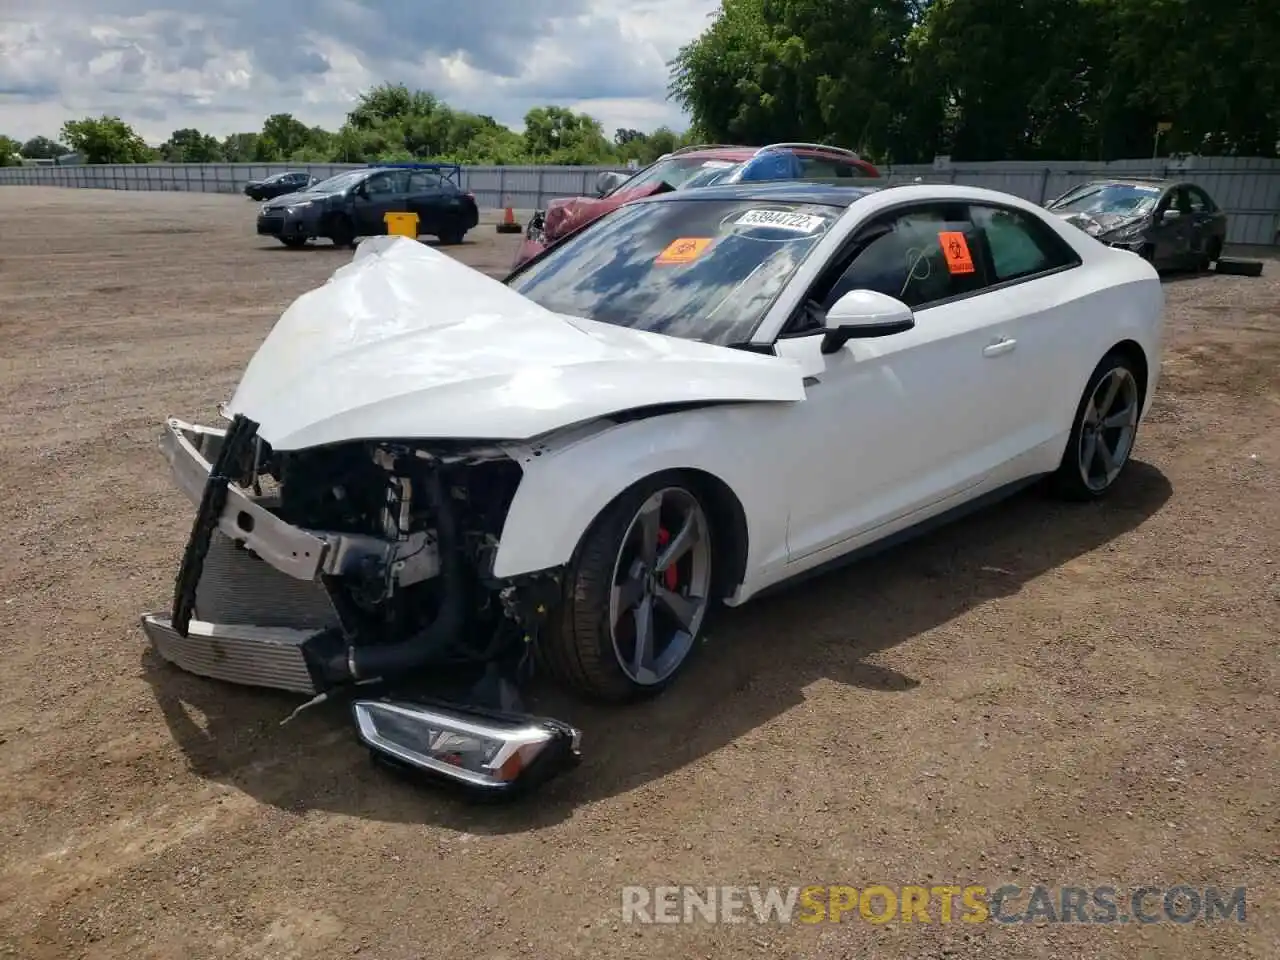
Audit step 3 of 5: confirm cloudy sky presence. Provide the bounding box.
[0,0,720,144]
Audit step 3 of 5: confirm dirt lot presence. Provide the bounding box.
[0,187,1276,959]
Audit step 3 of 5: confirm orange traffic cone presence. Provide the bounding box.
[496,205,523,234]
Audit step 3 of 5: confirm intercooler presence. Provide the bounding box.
[141,531,337,694]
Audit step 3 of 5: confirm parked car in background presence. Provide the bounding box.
[513,142,881,268]
[147,180,1163,795]
[1045,178,1228,271]
[244,170,317,201]
[255,163,480,248]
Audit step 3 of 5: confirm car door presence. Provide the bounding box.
[965,202,1091,473]
[353,170,410,235]
[1183,185,1216,260]
[772,202,1012,563]
[1150,186,1192,265]
[405,171,447,233]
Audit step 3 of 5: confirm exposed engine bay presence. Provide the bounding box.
[145,414,579,796]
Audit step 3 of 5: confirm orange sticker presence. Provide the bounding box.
[938,230,975,274]
[656,237,713,265]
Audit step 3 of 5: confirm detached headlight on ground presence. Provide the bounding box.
[352,699,582,791]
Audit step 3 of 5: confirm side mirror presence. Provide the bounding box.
[820,290,915,354]
[1160,208,1180,221]
[595,171,628,197]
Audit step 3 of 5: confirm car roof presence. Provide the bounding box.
[633,181,884,208]
[1078,177,1170,188]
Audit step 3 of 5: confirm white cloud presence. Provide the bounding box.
[0,0,719,144]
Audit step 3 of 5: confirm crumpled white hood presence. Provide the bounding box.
[227,236,805,450]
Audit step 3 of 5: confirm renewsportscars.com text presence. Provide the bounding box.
[620,884,1248,925]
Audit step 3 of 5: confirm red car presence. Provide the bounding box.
[512,142,879,269]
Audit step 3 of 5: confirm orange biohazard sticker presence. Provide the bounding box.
[656,237,713,265]
[938,230,975,274]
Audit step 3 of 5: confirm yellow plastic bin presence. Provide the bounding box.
[384,211,420,238]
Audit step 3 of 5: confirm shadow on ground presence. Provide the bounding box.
[143,462,1172,832]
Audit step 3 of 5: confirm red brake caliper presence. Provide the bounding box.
[656,528,680,591]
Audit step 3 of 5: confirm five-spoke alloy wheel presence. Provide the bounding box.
[544,476,716,702]
[1052,350,1144,500]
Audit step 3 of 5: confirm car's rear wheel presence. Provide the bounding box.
[1051,351,1143,501]
[542,476,715,702]
[437,225,465,245]
[1199,236,1223,272]
[278,236,307,248]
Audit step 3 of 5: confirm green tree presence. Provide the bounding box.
[59,116,154,163]
[669,0,775,144]
[254,113,315,160]
[20,135,67,159]
[523,106,613,163]
[160,128,224,162]
[221,133,259,162]
[0,135,21,166]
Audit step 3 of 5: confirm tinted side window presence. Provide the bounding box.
[969,204,1080,283]
[365,171,410,194]
[827,208,990,310]
[407,172,443,192]
[1185,186,1214,213]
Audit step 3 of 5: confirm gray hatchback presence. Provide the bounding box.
[1046,178,1228,271]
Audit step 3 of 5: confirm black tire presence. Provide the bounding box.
[1138,243,1156,265]
[278,236,307,248]
[1050,351,1144,502]
[541,474,716,703]
[437,226,465,245]
[325,215,356,249]
[1214,256,1264,277]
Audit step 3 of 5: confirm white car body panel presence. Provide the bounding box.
[219,184,1164,605]
[226,236,805,450]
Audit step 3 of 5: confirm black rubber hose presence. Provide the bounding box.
[340,467,467,681]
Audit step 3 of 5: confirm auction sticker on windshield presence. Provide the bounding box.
[656,237,714,265]
[733,209,828,233]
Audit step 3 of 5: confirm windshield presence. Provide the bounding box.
[507,197,840,346]
[610,156,744,194]
[1050,183,1161,217]
[303,170,367,193]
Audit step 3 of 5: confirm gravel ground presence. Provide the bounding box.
[0,188,1276,960]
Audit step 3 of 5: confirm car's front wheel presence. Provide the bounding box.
[324,214,356,248]
[1051,351,1144,501]
[542,476,716,702]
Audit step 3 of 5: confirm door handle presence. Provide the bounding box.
[983,337,1017,358]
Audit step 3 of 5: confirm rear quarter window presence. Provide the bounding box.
[969,204,1081,283]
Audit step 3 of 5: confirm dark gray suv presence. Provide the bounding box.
[255,164,481,248]
[244,171,316,201]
